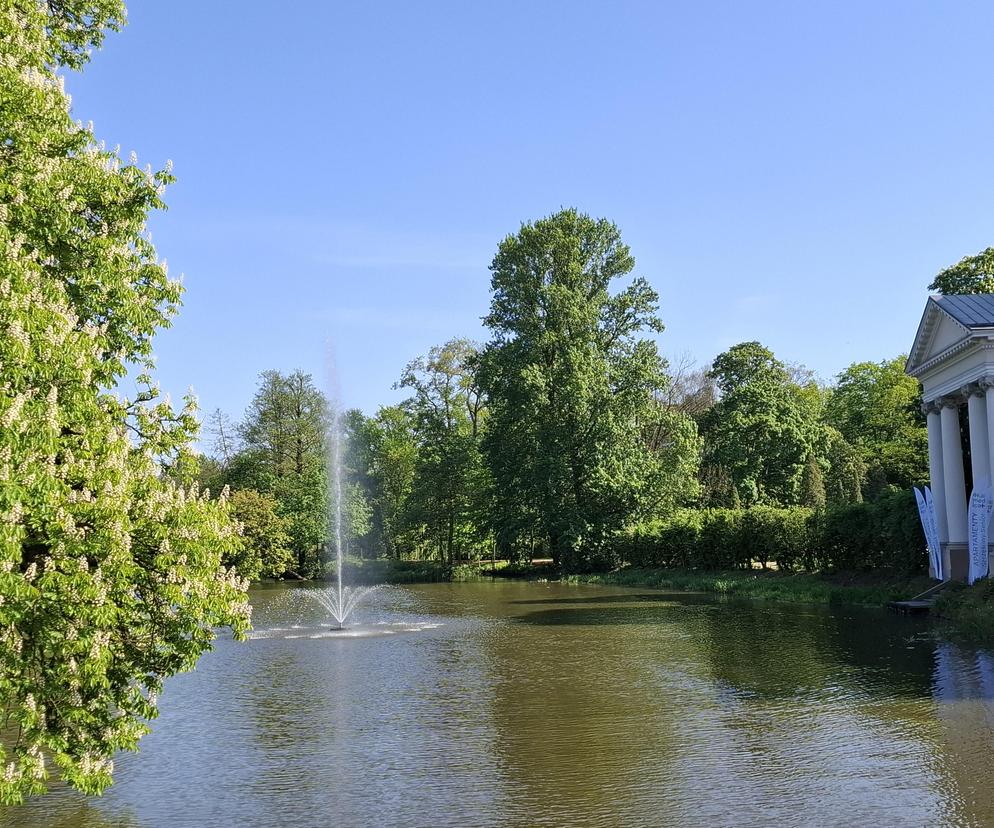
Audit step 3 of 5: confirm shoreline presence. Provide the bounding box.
[557,567,934,607]
[259,559,994,640]
[314,558,934,606]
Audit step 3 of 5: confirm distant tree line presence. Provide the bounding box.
[198,209,934,577]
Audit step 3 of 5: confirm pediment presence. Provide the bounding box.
[907,299,972,374]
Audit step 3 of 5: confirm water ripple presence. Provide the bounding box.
[6,582,994,828]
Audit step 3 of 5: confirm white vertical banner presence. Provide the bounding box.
[967,479,994,585]
[915,487,943,581]
[924,487,943,580]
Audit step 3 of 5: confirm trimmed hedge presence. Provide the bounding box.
[606,490,926,575]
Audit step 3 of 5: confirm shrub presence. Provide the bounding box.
[698,509,747,569]
[617,513,701,568]
[228,489,295,580]
[601,492,926,575]
[740,506,809,571]
[872,489,927,573]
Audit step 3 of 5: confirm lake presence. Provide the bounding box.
[7,580,994,827]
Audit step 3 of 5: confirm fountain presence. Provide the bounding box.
[245,373,439,640]
[305,402,377,629]
[306,582,378,630]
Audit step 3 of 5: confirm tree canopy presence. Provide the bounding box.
[824,356,927,493]
[207,370,331,579]
[476,209,696,569]
[398,339,489,563]
[0,1,248,803]
[929,247,994,295]
[702,342,820,506]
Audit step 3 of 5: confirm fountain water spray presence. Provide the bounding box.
[305,385,376,629]
[332,404,344,622]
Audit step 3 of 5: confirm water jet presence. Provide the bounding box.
[305,399,377,629]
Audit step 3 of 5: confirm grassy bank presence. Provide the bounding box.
[560,567,934,607]
[321,557,936,609]
[317,557,994,636]
[325,557,506,585]
[934,580,994,640]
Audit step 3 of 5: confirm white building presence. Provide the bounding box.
[907,294,994,580]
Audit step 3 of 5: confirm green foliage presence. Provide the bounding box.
[226,489,294,580]
[236,370,329,577]
[0,2,249,802]
[811,489,926,573]
[477,209,692,570]
[698,463,741,508]
[740,506,809,571]
[327,556,456,585]
[703,343,820,506]
[823,427,864,505]
[239,370,328,482]
[645,405,703,506]
[399,339,491,562]
[824,356,927,494]
[935,579,994,640]
[566,568,932,607]
[929,247,994,295]
[709,341,790,393]
[32,0,127,70]
[696,509,747,569]
[605,492,925,576]
[342,481,373,549]
[800,452,826,509]
[344,405,419,557]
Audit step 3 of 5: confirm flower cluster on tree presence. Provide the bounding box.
[0,0,249,803]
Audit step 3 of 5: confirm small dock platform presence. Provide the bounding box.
[887,580,951,616]
[887,599,934,614]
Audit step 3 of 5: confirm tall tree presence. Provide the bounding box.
[477,209,685,570]
[205,408,238,466]
[645,404,703,506]
[824,356,927,494]
[800,451,827,509]
[195,408,239,496]
[0,1,248,803]
[823,426,864,505]
[341,409,380,556]
[240,370,328,481]
[399,339,489,563]
[929,247,994,295]
[660,352,716,422]
[345,406,419,558]
[703,342,819,506]
[238,370,329,577]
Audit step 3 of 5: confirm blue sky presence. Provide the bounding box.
[67,1,994,419]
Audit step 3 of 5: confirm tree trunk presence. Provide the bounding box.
[549,531,560,568]
[447,514,454,565]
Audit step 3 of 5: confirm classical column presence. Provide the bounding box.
[940,396,968,544]
[925,402,949,543]
[983,377,994,482]
[968,385,992,486]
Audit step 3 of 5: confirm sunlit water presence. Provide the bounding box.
[7,581,994,827]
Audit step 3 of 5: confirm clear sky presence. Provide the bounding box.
[66,1,994,420]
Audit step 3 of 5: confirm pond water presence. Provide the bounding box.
[7,581,994,827]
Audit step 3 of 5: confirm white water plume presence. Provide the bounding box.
[306,583,379,630]
[322,366,376,629]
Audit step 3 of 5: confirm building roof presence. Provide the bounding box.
[907,294,994,377]
[933,294,994,328]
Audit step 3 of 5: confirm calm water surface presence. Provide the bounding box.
[7,581,994,827]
